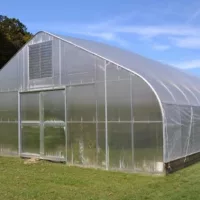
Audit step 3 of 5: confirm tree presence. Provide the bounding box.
[0,15,32,69]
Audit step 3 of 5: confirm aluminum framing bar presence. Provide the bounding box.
[64,87,68,163]
[104,60,109,170]
[18,92,21,155]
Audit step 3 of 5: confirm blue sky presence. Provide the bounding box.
[1,0,200,75]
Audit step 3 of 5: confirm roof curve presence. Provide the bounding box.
[47,31,200,107]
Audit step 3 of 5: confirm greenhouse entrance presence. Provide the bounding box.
[20,89,66,161]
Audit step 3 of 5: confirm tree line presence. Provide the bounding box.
[0,15,32,69]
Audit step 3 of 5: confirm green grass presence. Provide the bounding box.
[0,157,200,200]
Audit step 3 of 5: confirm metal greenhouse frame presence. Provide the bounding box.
[0,31,200,174]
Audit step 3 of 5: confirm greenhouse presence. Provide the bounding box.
[1,31,200,174]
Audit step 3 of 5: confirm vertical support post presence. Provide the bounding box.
[64,87,68,164]
[104,60,109,170]
[130,74,134,169]
[59,40,62,86]
[27,45,30,90]
[18,92,21,156]
[95,58,99,165]
[40,92,44,157]
[22,50,25,90]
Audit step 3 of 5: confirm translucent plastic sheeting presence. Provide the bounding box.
[192,107,200,153]
[131,75,162,121]
[44,126,65,158]
[162,103,200,162]
[180,105,193,156]
[67,123,105,167]
[21,125,40,154]
[163,104,182,162]
[57,32,200,107]
[107,79,131,122]
[108,123,132,170]
[42,90,65,122]
[21,92,39,121]
[106,63,130,81]
[0,92,18,122]
[61,43,96,85]
[67,84,96,122]
[0,123,18,155]
[134,122,163,173]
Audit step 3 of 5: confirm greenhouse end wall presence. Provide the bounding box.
[0,31,163,173]
[18,62,163,173]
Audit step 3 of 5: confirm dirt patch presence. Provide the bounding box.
[24,157,40,165]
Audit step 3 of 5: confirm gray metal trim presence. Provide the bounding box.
[39,92,44,156]
[104,60,108,170]
[18,92,21,155]
[130,75,134,169]
[64,87,68,163]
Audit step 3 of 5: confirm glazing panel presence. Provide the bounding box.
[106,63,130,81]
[96,82,105,122]
[0,92,18,122]
[193,107,200,153]
[108,123,132,170]
[179,105,192,156]
[179,85,198,106]
[96,123,106,167]
[21,93,39,121]
[67,123,98,166]
[163,104,182,162]
[95,57,105,82]
[61,44,95,84]
[132,75,162,121]
[0,123,18,155]
[164,83,188,105]
[22,125,40,154]
[146,77,175,104]
[44,126,65,158]
[43,90,65,121]
[134,123,163,173]
[107,79,131,121]
[67,85,96,121]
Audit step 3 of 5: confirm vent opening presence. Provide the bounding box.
[29,41,52,80]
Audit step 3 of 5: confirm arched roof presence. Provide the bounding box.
[47,31,200,106]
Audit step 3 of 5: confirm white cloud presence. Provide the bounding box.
[152,44,170,51]
[101,25,200,38]
[63,30,129,47]
[170,36,200,49]
[27,11,200,50]
[172,60,200,69]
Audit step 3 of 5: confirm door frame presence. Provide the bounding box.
[19,87,66,161]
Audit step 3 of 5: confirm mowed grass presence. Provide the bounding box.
[0,157,200,200]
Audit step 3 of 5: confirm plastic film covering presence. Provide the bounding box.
[42,90,65,122]
[21,92,39,121]
[66,81,105,167]
[44,126,65,159]
[21,125,40,155]
[105,63,163,172]
[3,31,200,172]
[0,123,18,156]
[54,33,200,164]
[0,92,18,155]
[134,123,163,172]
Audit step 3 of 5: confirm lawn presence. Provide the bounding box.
[0,157,200,200]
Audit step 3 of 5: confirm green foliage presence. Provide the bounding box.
[0,15,32,69]
[1,157,200,199]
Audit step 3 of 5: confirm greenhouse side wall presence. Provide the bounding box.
[163,102,200,171]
